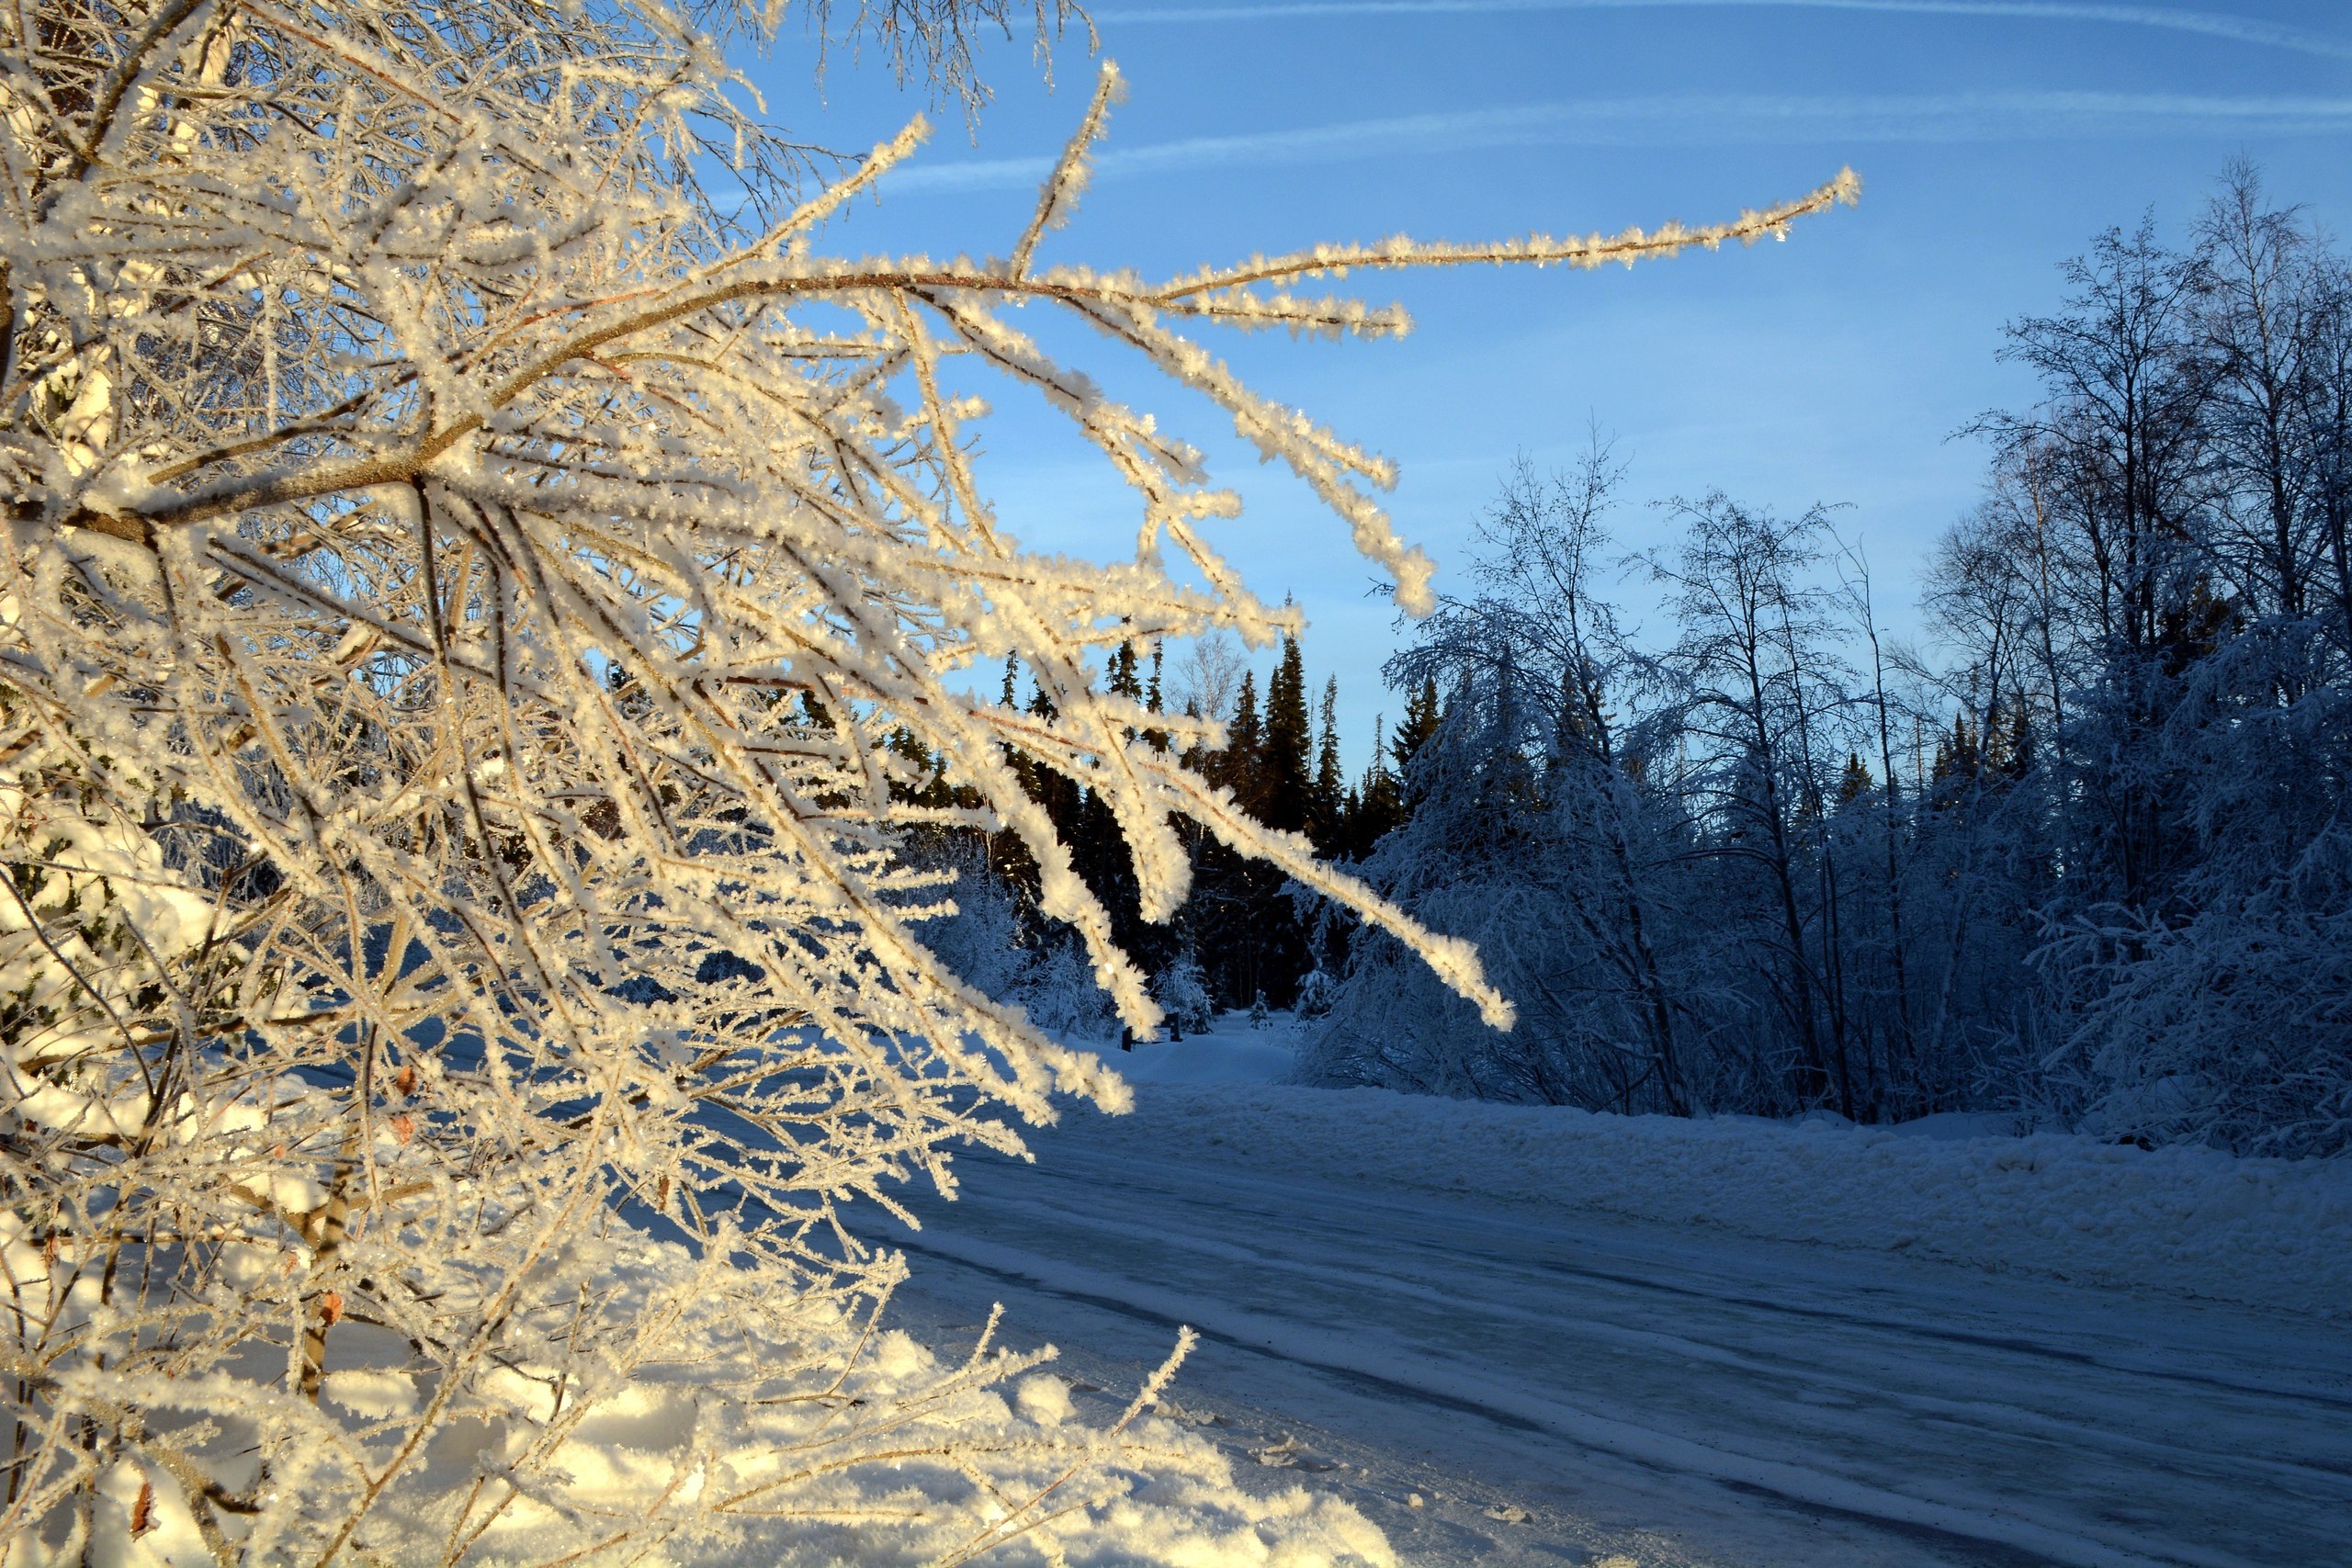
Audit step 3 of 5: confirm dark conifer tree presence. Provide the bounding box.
[1223,671,1264,809]
[1080,642,1164,972]
[1349,715,1408,858]
[1107,639,1143,705]
[1262,637,1313,833]
[1837,752,1873,807]
[1311,676,1346,854]
[984,657,1046,920]
[1145,640,1168,751]
[980,639,1367,1020]
[1023,678,1082,830]
[1392,676,1444,784]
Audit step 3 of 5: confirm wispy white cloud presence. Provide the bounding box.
[1092,1,2352,62]
[887,91,2352,194]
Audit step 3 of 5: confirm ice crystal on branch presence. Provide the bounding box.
[0,0,1849,1555]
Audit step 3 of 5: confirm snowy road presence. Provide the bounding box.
[882,1100,2352,1568]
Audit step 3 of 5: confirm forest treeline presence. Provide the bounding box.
[942,165,2352,1157]
[919,632,1431,1031]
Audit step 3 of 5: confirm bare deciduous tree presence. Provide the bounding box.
[0,0,1854,1555]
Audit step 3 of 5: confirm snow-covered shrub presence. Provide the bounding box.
[1301,452,1716,1114]
[0,0,1852,1553]
[913,848,1129,1041]
[1148,953,1216,1036]
[2040,625,2352,1156]
[1293,965,1338,1021]
[902,834,1032,1000]
[1012,942,1126,1042]
[2063,851,2352,1158]
[1303,608,1700,1111]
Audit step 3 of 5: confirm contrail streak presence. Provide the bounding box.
[1092,0,2352,62]
[887,91,2352,193]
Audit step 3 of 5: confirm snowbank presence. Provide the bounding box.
[72,1214,1391,1568]
[425,1233,1391,1568]
[1089,1024,2352,1318]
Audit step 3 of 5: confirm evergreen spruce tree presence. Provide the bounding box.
[1146,641,1170,751]
[1088,644,1164,977]
[1394,675,1445,782]
[1108,639,1144,705]
[1024,677,1087,883]
[1186,662,1326,1009]
[1225,671,1266,811]
[1931,711,1981,797]
[1838,752,1874,807]
[1263,637,1314,833]
[1351,716,1409,857]
[1312,677,1348,854]
[989,656,1044,903]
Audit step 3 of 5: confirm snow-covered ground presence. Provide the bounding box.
[1089,1027,2352,1321]
[875,1014,2352,1568]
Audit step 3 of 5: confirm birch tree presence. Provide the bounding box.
[0,0,1856,1555]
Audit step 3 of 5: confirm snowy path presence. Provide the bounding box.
[882,1094,2352,1568]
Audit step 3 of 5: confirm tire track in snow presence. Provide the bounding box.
[912,1181,2352,1496]
[890,1225,2259,1568]
[989,1150,2352,1418]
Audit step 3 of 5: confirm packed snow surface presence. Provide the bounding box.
[1079,1032,2352,1319]
[867,1015,2352,1568]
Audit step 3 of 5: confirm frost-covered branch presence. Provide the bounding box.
[0,0,1850,1555]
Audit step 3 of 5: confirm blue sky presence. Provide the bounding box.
[748,1,2352,766]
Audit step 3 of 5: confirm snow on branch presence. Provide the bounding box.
[1149,167,1862,302]
[0,0,1850,1554]
[1011,60,1124,278]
